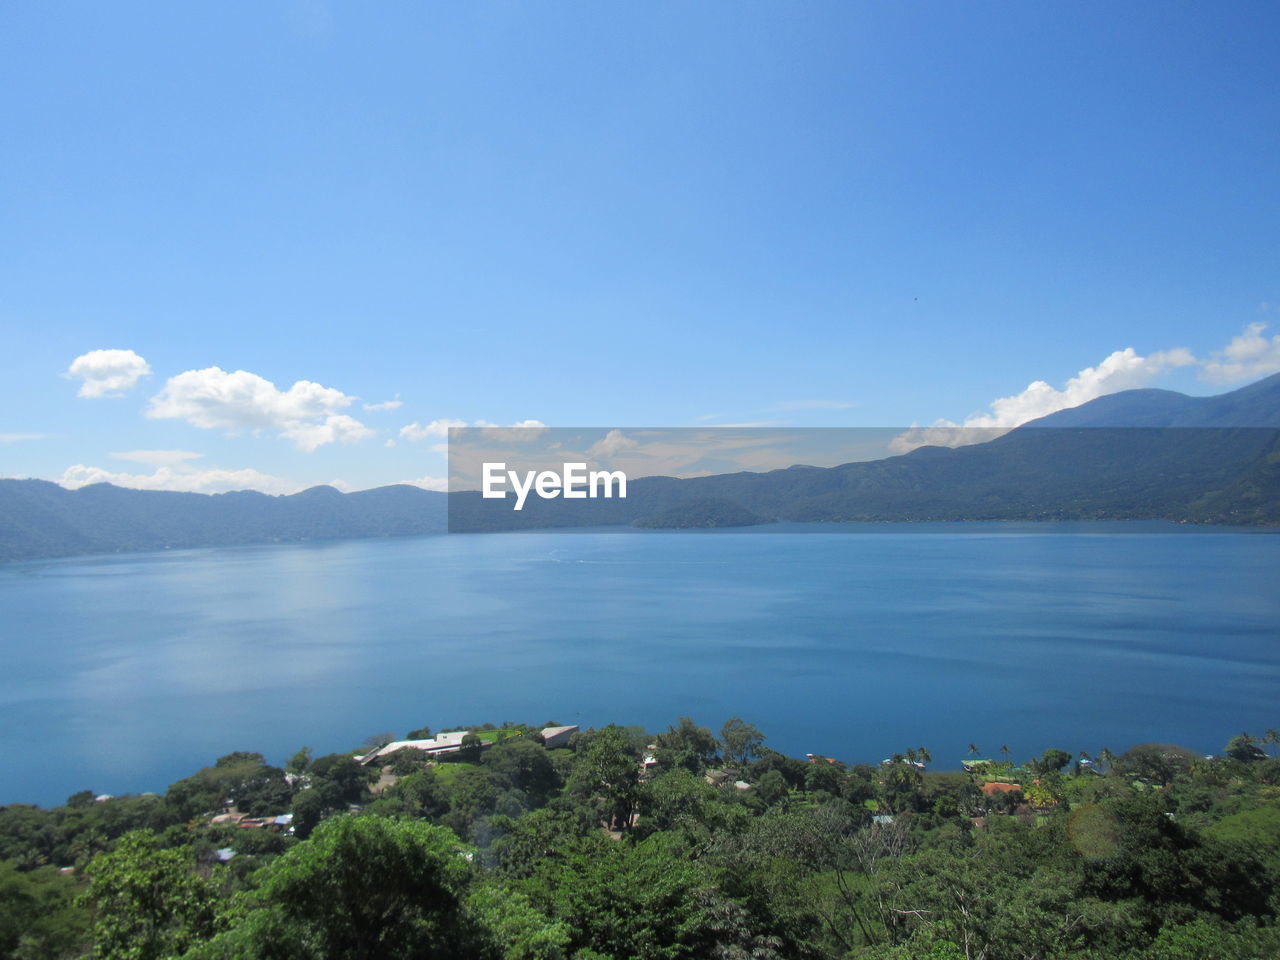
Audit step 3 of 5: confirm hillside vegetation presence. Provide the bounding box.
[2,719,1279,959]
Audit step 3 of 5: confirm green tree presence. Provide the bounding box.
[0,860,89,959]
[1225,733,1266,763]
[192,816,483,960]
[82,831,219,960]
[528,835,716,960]
[464,881,570,960]
[1116,743,1199,785]
[754,769,790,807]
[570,725,641,831]
[482,738,560,807]
[720,718,765,768]
[307,754,374,806]
[1034,748,1073,776]
[654,717,720,774]
[286,748,313,777]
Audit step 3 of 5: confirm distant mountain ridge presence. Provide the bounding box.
[3,374,1279,560]
[1025,373,1280,428]
[0,480,446,562]
[451,373,1280,531]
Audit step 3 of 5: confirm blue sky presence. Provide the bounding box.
[2,2,1279,494]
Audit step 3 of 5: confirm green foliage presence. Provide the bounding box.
[1036,748,1074,775]
[569,725,641,831]
[9,717,1280,960]
[653,717,720,775]
[635,768,742,842]
[526,835,716,960]
[720,717,766,767]
[192,816,482,960]
[1225,734,1268,763]
[167,754,292,820]
[465,881,570,960]
[82,831,220,960]
[1115,743,1201,786]
[285,748,312,776]
[366,768,449,821]
[0,794,176,871]
[0,860,89,959]
[482,737,562,808]
[1204,805,1280,849]
[754,770,790,807]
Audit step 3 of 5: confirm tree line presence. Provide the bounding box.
[1,719,1279,959]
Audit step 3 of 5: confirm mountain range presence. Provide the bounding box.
[3,373,1278,561]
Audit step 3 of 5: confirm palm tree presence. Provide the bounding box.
[968,743,980,758]
[1099,747,1117,773]
[918,747,932,764]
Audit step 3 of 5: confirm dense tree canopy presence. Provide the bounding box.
[2,717,1279,960]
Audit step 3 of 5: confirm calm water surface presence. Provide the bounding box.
[1,523,1277,805]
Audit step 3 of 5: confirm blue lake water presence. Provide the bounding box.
[1,523,1278,806]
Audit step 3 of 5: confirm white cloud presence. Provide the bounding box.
[363,397,403,411]
[891,345,1196,453]
[1201,322,1280,384]
[0,433,48,444]
[146,366,373,451]
[110,449,204,466]
[66,349,151,398]
[399,475,449,492]
[400,419,467,441]
[60,463,306,496]
[588,428,639,459]
[281,414,375,453]
[965,347,1196,429]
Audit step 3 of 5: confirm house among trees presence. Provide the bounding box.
[357,730,475,765]
[539,724,579,749]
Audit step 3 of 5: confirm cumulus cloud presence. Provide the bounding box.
[964,347,1196,429]
[60,463,307,496]
[281,415,375,453]
[66,349,152,398]
[363,397,403,412]
[891,345,1196,453]
[588,428,639,459]
[400,419,467,441]
[146,366,373,451]
[399,475,449,492]
[1201,323,1280,384]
